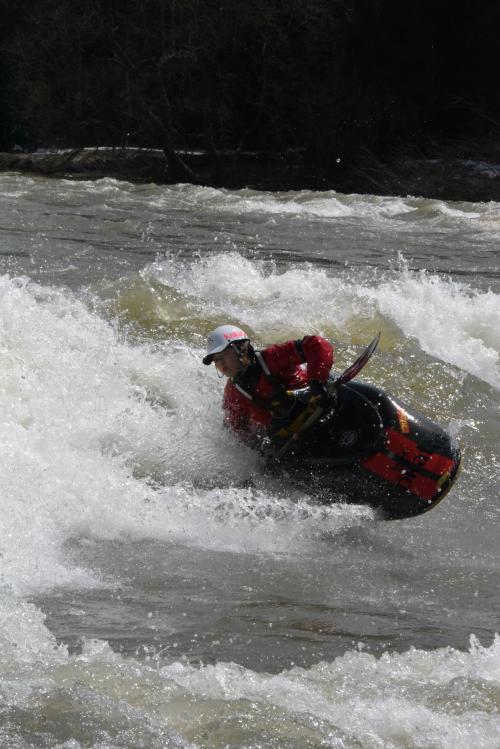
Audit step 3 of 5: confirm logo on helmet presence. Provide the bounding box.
[224,330,246,340]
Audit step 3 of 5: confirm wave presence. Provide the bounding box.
[146,251,500,390]
[1,630,498,748]
[159,634,500,749]
[147,182,500,226]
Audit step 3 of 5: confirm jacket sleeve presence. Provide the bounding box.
[301,335,334,381]
[264,335,334,382]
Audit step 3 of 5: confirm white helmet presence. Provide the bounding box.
[203,324,249,365]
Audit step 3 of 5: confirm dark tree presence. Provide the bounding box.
[1,0,499,175]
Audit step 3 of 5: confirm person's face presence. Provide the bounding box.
[213,346,242,378]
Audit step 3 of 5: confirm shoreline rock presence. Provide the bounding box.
[1,147,500,202]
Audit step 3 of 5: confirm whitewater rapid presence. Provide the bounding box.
[0,174,499,748]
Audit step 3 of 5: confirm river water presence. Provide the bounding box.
[0,173,499,748]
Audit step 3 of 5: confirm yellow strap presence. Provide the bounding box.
[275,399,321,439]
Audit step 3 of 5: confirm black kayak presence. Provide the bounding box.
[266,336,462,520]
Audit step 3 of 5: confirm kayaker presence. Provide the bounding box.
[202,324,334,443]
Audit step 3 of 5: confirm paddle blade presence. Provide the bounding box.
[333,332,381,387]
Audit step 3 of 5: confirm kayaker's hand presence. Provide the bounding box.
[308,380,330,407]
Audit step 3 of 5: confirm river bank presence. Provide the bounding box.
[1,144,500,201]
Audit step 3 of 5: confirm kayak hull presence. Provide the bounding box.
[275,381,462,519]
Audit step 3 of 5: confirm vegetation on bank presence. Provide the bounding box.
[0,0,499,196]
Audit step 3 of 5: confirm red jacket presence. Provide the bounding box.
[223,335,334,439]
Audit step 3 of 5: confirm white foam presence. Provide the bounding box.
[0,276,182,594]
[148,251,353,335]
[359,266,500,389]
[0,591,66,673]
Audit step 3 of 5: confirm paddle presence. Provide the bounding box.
[330,331,381,389]
[270,332,381,459]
